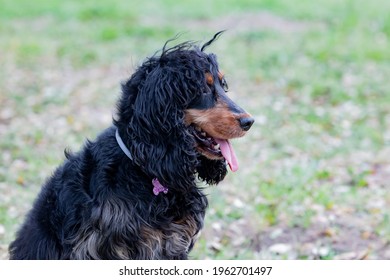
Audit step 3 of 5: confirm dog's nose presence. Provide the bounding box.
[239,117,254,131]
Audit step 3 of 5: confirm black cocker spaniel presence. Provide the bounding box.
[9,32,254,260]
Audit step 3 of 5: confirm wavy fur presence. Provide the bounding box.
[9,33,251,259]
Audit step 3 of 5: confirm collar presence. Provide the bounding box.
[115,128,168,195]
[115,129,133,160]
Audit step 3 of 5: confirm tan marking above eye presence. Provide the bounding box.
[218,71,224,80]
[206,71,225,85]
[205,73,214,85]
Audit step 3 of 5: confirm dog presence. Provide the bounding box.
[9,32,254,259]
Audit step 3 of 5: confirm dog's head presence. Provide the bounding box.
[116,32,253,190]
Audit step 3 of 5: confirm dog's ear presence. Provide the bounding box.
[128,64,199,191]
[196,155,227,185]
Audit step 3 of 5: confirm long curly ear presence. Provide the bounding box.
[197,155,227,185]
[128,65,198,191]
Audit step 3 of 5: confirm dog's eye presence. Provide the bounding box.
[221,78,229,92]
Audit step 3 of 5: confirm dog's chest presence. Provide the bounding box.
[138,213,203,259]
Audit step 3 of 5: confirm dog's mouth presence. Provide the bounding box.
[189,125,239,172]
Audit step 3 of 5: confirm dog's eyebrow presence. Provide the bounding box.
[205,72,214,85]
[206,71,225,85]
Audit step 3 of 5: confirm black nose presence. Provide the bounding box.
[239,117,254,131]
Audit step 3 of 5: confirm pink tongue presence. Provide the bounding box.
[215,139,239,172]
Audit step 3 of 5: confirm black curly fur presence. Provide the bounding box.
[9,33,251,260]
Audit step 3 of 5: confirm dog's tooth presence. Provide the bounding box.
[195,126,202,131]
[201,132,206,137]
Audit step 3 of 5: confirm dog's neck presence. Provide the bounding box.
[115,128,168,195]
[115,129,133,160]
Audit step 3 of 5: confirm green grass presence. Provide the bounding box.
[1,0,390,259]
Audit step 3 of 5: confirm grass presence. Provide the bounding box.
[1,0,389,259]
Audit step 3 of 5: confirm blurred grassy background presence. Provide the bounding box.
[1,0,389,259]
